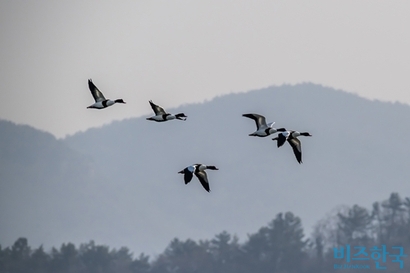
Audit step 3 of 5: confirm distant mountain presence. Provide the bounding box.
[0,120,101,249]
[1,83,410,255]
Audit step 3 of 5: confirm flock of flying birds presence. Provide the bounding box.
[86,79,312,192]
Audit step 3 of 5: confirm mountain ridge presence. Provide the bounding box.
[1,83,409,254]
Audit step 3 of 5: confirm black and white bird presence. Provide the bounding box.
[242,113,278,137]
[272,129,312,164]
[146,100,187,122]
[178,164,219,192]
[86,79,126,109]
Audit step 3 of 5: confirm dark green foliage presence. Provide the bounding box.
[243,212,308,273]
[337,204,373,245]
[151,238,212,273]
[0,193,409,273]
[130,253,150,273]
[30,246,50,273]
[209,231,243,273]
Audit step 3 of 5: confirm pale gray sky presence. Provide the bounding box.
[1,1,409,138]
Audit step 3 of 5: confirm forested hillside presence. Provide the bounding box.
[1,193,408,273]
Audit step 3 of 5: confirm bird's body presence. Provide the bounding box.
[147,100,187,122]
[86,79,126,109]
[272,129,312,163]
[178,164,218,192]
[242,113,277,137]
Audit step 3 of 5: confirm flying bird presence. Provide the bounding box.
[178,164,219,192]
[242,113,278,137]
[86,79,126,109]
[272,129,312,164]
[146,100,187,122]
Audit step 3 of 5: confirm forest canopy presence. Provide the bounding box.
[1,193,408,273]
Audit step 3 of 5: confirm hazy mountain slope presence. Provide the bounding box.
[1,83,409,255]
[0,120,103,249]
[62,83,410,254]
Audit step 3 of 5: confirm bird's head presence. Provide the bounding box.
[175,113,187,120]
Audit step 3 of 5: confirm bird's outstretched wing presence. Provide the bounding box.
[242,113,267,130]
[184,171,194,184]
[88,79,106,102]
[179,165,195,184]
[195,171,210,192]
[288,138,302,164]
[149,100,166,115]
[275,133,287,148]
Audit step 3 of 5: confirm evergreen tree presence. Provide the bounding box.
[130,253,150,273]
[79,241,113,273]
[50,242,82,273]
[151,238,212,273]
[337,204,372,245]
[209,231,243,273]
[381,193,406,244]
[9,238,31,273]
[244,212,308,273]
[110,247,134,273]
[30,245,50,273]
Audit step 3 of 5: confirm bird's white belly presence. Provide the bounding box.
[151,115,165,121]
[92,102,106,109]
[254,129,269,136]
[91,100,114,109]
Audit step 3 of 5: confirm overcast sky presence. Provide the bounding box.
[1,1,409,138]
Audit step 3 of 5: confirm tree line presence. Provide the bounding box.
[1,192,409,273]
